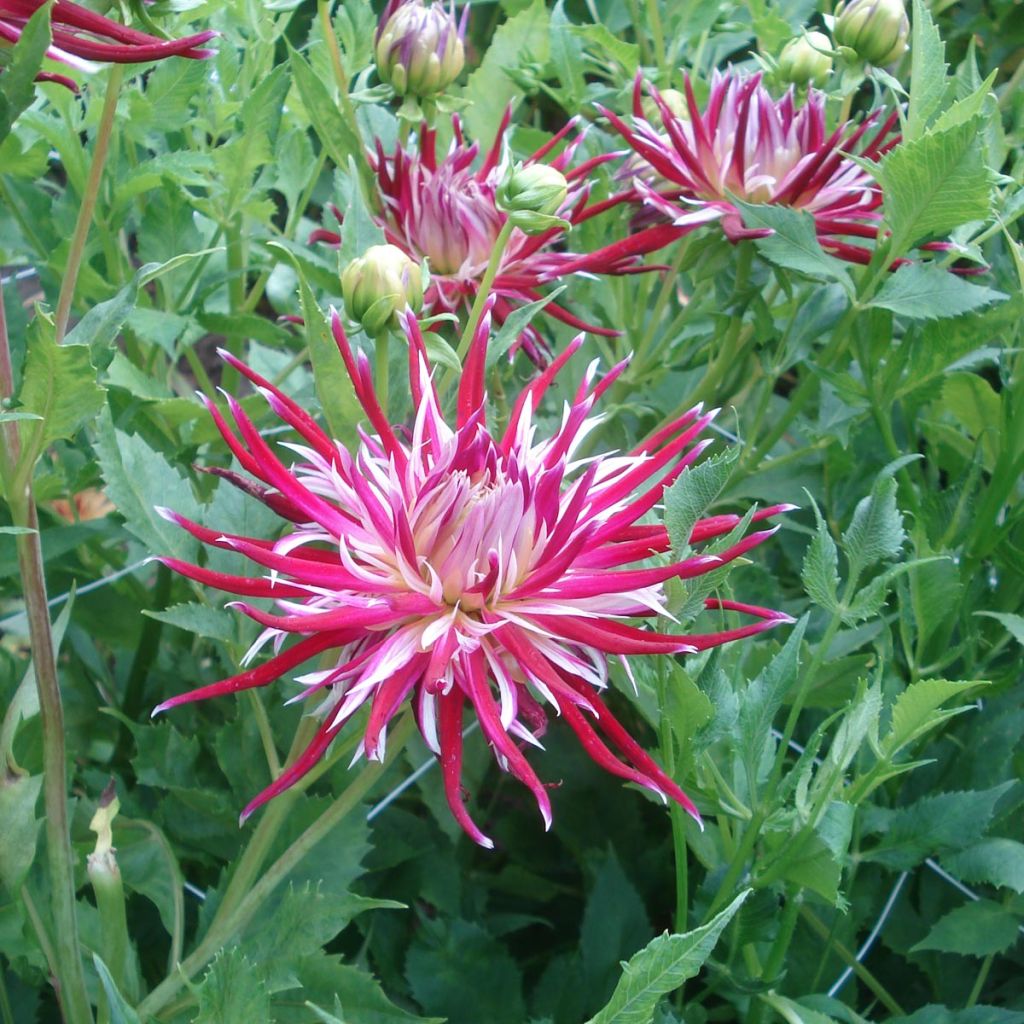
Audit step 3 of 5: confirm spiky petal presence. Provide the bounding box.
[154,312,792,848]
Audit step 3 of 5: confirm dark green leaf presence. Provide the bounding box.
[911,899,1020,957]
[906,0,948,140]
[870,264,1005,321]
[942,839,1024,895]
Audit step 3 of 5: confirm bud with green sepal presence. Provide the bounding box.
[834,0,909,67]
[496,163,571,235]
[778,31,834,87]
[341,245,424,336]
[375,0,466,100]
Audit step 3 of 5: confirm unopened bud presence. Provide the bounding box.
[375,0,465,99]
[642,87,689,122]
[778,32,833,87]
[497,163,569,235]
[341,245,424,335]
[834,0,909,66]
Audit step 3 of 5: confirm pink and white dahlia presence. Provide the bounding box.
[154,310,792,847]
[312,113,682,362]
[602,71,901,266]
[0,0,214,90]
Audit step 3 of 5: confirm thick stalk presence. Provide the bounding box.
[54,65,125,343]
[137,714,414,1019]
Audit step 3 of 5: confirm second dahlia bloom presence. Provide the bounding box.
[153,309,792,847]
[0,0,214,90]
[312,113,682,362]
[602,71,901,266]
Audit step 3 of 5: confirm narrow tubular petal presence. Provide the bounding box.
[439,690,495,848]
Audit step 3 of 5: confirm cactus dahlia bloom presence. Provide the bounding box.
[601,71,902,266]
[153,310,792,847]
[311,113,683,363]
[0,0,214,90]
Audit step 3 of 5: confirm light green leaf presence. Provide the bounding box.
[0,0,52,144]
[487,288,565,369]
[0,773,42,893]
[664,448,738,555]
[336,161,386,267]
[975,611,1024,648]
[943,839,1024,895]
[911,899,1020,957]
[144,603,238,644]
[586,890,749,1024]
[931,70,998,134]
[891,1007,1024,1024]
[884,679,986,757]
[569,23,640,74]
[870,264,1005,321]
[906,0,948,140]
[194,948,270,1023]
[842,474,905,581]
[800,497,840,612]
[463,0,551,145]
[92,954,142,1024]
[877,119,993,257]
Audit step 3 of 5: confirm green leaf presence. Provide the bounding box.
[734,201,854,293]
[569,23,640,74]
[15,318,104,469]
[94,408,201,561]
[877,119,993,256]
[463,0,551,145]
[0,1,52,144]
[942,839,1024,895]
[906,0,948,140]
[194,948,270,1023]
[870,264,1005,321]
[144,603,237,644]
[931,70,998,134]
[911,899,1021,957]
[842,473,905,581]
[336,162,386,267]
[92,954,142,1024]
[586,891,749,1024]
[884,679,986,757]
[300,957,444,1024]
[975,611,1024,648]
[0,773,42,893]
[891,1008,1024,1024]
[801,497,840,612]
[487,288,565,369]
[664,447,738,555]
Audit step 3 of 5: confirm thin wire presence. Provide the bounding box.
[0,267,39,286]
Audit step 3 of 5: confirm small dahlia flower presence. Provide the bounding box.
[0,0,214,90]
[153,310,792,847]
[311,113,682,362]
[602,71,902,266]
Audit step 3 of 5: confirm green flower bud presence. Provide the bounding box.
[778,31,834,87]
[375,0,465,99]
[834,0,909,66]
[341,245,424,335]
[642,87,690,122]
[497,163,570,235]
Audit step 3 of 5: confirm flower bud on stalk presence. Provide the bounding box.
[341,245,424,335]
[497,163,570,235]
[778,31,834,87]
[642,87,690,122]
[375,0,465,98]
[834,0,909,66]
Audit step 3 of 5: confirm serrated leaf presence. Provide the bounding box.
[194,948,270,1023]
[586,891,749,1024]
[975,611,1024,648]
[884,679,986,757]
[842,475,905,581]
[906,0,948,140]
[569,23,639,74]
[942,839,1024,895]
[801,498,840,612]
[911,899,1020,957]
[870,264,1005,321]
[734,201,854,293]
[300,957,444,1024]
[463,0,550,145]
[0,1,51,144]
[144,603,237,643]
[877,119,993,257]
[94,408,201,561]
[664,447,738,555]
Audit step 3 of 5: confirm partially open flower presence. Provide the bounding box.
[153,310,793,848]
[602,71,905,266]
[778,31,833,88]
[375,0,466,99]
[341,244,424,335]
[311,113,683,363]
[0,0,214,90]
[834,0,909,67]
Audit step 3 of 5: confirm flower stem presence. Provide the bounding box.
[453,220,515,365]
[54,65,125,344]
[644,0,667,75]
[137,714,414,1019]
[374,330,390,418]
[655,662,689,937]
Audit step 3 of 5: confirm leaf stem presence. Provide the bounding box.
[54,65,125,344]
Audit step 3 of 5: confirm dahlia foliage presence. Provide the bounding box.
[0,0,214,90]
[313,112,682,360]
[155,310,791,847]
[603,70,902,265]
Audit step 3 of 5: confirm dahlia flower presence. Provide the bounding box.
[0,0,214,90]
[312,112,682,362]
[602,71,902,266]
[153,310,792,847]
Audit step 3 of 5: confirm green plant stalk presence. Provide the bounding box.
[221,214,248,394]
[54,65,125,344]
[88,855,132,1023]
[632,241,690,374]
[0,969,14,1024]
[655,663,689,937]
[1,276,93,1024]
[644,0,667,74]
[318,0,367,177]
[375,330,390,417]
[138,713,415,1019]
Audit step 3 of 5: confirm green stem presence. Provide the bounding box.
[221,214,247,394]
[138,714,414,1020]
[966,952,995,1007]
[54,65,125,344]
[454,220,515,365]
[633,241,689,374]
[758,886,802,987]
[644,0,667,74]
[656,662,689,937]
[89,857,133,1021]
[0,968,13,1024]
[374,331,390,418]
